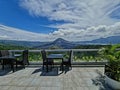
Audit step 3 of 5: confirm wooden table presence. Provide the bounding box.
[46,54,64,72]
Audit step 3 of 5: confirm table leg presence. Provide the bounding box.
[2,60,4,70]
[46,58,49,72]
[11,60,14,72]
[46,64,48,72]
[61,59,64,71]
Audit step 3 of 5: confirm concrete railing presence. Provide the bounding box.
[9,49,107,65]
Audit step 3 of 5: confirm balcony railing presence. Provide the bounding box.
[9,49,107,65]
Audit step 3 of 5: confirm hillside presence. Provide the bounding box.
[0,44,28,50]
[80,36,120,44]
[0,36,120,49]
[0,40,47,48]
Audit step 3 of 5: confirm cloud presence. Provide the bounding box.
[1,22,120,42]
[18,0,120,41]
[1,0,120,42]
[20,0,120,27]
[0,24,49,42]
[50,22,120,41]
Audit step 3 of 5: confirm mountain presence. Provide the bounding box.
[80,36,120,44]
[33,38,78,49]
[0,36,120,49]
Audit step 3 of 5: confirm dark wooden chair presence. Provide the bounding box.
[0,50,3,65]
[41,50,54,71]
[0,50,9,56]
[0,50,2,64]
[0,50,16,72]
[16,50,29,69]
[0,50,11,66]
[62,50,72,69]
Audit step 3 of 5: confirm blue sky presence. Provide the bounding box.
[0,0,120,41]
[0,0,57,34]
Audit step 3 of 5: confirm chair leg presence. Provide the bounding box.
[23,64,25,69]
[53,63,54,68]
[60,63,64,71]
[11,60,14,72]
[2,60,4,70]
[16,62,18,69]
[46,64,49,72]
[50,65,52,70]
[43,64,45,70]
[69,64,72,70]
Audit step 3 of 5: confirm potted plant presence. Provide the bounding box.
[98,44,120,89]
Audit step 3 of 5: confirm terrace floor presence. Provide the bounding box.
[0,66,112,90]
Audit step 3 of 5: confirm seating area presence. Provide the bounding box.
[41,50,72,72]
[62,50,72,69]
[16,50,29,69]
[0,50,29,72]
[0,50,73,73]
[0,49,113,90]
[41,50,54,71]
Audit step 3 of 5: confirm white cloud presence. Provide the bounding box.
[50,22,120,41]
[20,0,120,27]
[18,0,120,41]
[1,22,120,41]
[1,0,120,42]
[0,24,49,42]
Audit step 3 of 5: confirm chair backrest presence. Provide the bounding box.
[68,50,72,63]
[22,50,29,65]
[1,50,9,56]
[0,50,10,64]
[41,50,47,62]
[0,51,2,57]
[0,51,2,63]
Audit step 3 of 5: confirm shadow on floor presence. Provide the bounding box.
[31,66,72,76]
[40,67,60,76]
[31,67,42,74]
[91,70,113,90]
[0,65,26,76]
[0,69,12,76]
[63,66,72,74]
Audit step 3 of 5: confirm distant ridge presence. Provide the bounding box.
[0,40,47,47]
[80,36,120,44]
[0,36,120,49]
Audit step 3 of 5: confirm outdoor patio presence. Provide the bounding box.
[0,66,112,90]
